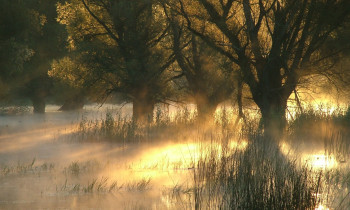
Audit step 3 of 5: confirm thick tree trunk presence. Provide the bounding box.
[258,98,287,141]
[194,92,220,121]
[28,76,49,114]
[32,96,46,114]
[132,96,155,124]
[250,63,291,140]
[59,95,84,111]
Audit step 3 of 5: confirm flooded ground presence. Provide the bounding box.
[0,105,203,209]
[0,104,349,209]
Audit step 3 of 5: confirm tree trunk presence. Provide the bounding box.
[194,92,220,121]
[234,75,246,126]
[132,96,155,124]
[59,95,84,111]
[251,63,291,140]
[258,98,287,141]
[32,96,46,114]
[196,101,218,121]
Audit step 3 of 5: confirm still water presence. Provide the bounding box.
[0,104,348,209]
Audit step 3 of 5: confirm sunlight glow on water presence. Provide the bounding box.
[315,204,330,210]
[280,142,335,210]
[134,140,248,171]
[280,142,338,169]
[105,140,248,188]
[304,154,338,169]
[140,143,199,169]
[2,103,349,209]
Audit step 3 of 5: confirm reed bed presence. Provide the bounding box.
[71,105,350,209]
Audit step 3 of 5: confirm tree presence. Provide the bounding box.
[21,0,68,113]
[56,0,175,122]
[0,0,67,113]
[176,0,350,138]
[167,11,236,120]
[49,55,113,111]
[0,0,36,100]
[49,57,90,111]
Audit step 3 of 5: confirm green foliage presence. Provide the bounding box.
[0,0,38,97]
[0,0,67,109]
[54,0,176,118]
[49,56,99,103]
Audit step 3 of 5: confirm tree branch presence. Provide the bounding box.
[81,0,119,43]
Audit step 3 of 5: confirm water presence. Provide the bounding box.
[0,104,197,209]
[0,104,349,209]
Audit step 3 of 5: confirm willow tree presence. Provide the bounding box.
[177,0,350,138]
[167,13,236,120]
[49,56,97,111]
[56,0,174,122]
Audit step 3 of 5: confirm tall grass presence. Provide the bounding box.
[75,107,200,142]
[74,105,261,144]
[72,104,350,209]
[190,135,321,210]
[288,105,350,161]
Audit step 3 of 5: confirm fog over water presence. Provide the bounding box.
[0,104,203,209]
[0,104,349,209]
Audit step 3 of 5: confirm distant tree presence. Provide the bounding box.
[318,16,350,97]
[177,0,350,138]
[166,11,236,120]
[55,0,175,122]
[0,0,36,100]
[0,0,67,113]
[49,57,88,111]
[49,55,112,111]
[21,0,68,113]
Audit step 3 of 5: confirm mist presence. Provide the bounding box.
[1,0,350,209]
[0,102,349,209]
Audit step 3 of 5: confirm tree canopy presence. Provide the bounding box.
[0,0,37,99]
[0,0,67,112]
[0,0,349,137]
[53,0,176,122]
[172,0,350,137]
